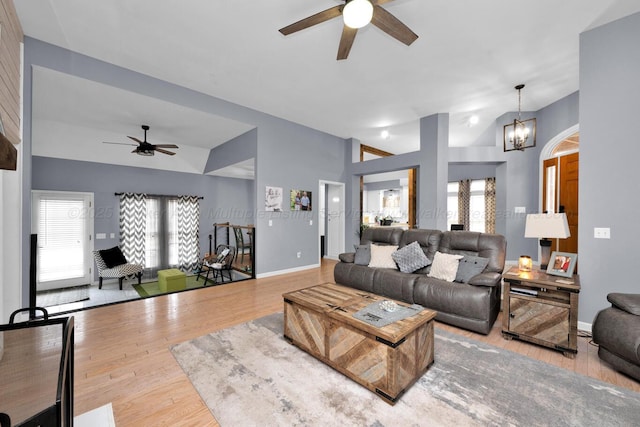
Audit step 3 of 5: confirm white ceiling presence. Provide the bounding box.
[14,0,640,175]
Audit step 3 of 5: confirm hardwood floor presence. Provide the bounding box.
[66,259,639,426]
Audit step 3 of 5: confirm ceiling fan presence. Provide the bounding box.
[279,0,418,60]
[103,125,179,156]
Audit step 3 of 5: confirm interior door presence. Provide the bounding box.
[32,191,93,291]
[326,183,345,258]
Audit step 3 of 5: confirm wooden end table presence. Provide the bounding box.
[283,282,437,404]
[502,266,580,358]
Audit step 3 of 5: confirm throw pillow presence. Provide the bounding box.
[427,251,463,282]
[455,255,490,283]
[99,246,128,268]
[368,244,399,269]
[354,244,371,265]
[391,241,431,273]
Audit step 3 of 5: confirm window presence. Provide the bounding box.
[447,182,459,231]
[447,178,495,233]
[120,193,199,275]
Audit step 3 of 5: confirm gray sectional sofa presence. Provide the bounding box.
[334,227,507,334]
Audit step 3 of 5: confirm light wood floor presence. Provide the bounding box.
[66,259,639,426]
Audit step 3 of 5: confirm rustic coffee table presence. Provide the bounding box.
[283,282,437,404]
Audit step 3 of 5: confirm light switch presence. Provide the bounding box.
[96,233,106,239]
[269,220,273,227]
[514,206,526,214]
[110,233,115,239]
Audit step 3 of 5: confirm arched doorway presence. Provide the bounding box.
[541,126,579,255]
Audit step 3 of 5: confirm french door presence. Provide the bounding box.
[31,191,94,291]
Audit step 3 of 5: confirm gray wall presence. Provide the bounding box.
[31,156,253,279]
[579,12,640,323]
[21,37,348,305]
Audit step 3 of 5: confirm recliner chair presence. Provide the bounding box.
[592,293,640,381]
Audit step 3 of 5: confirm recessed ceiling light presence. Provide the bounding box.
[380,129,390,139]
[469,115,479,126]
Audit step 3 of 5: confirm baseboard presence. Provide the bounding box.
[578,321,592,334]
[256,263,320,279]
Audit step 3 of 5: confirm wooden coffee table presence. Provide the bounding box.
[283,282,437,404]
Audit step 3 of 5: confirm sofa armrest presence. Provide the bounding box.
[608,293,640,316]
[338,252,355,263]
[468,271,502,287]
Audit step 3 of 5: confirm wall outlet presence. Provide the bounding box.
[297,251,301,258]
[309,220,313,226]
[269,220,273,227]
[594,227,611,239]
[110,233,115,239]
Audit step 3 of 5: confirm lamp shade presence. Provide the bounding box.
[343,0,374,29]
[524,213,570,239]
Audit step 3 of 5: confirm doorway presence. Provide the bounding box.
[542,129,579,255]
[31,190,94,291]
[319,180,345,260]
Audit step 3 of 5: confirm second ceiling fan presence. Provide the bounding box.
[279,0,418,60]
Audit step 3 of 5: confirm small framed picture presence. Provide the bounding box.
[546,251,577,278]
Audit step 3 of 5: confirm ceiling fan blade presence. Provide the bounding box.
[279,6,343,35]
[128,136,144,144]
[155,148,176,156]
[371,5,418,46]
[337,26,358,60]
[103,141,136,146]
[154,144,179,149]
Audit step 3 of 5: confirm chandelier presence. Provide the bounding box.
[503,84,536,152]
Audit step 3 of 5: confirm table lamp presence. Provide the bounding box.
[524,213,570,269]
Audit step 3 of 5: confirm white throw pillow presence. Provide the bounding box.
[368,244,399,269]
[427,251,463,282]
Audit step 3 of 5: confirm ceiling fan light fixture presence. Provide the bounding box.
[136,150,154,156]
[343,0,374,29]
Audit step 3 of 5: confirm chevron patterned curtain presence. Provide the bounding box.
[458,179,471,230]
[177,195,200,271]
[119,193,146,265]
[484,177,496,234]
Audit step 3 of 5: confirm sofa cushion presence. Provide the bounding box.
[455,255,490,283]
[368,244,398,269]
[99,246,127,268]
[360,227,403,246]
[392,241,431,273]
[354,244,371,265]
[427,251,463,282]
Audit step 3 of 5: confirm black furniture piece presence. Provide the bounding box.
[0,308,74,427]
[233,226,251,264]
[197,244,237,285]
[592,293,640,381]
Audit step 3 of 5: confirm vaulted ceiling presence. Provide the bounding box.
[14,0,640,176]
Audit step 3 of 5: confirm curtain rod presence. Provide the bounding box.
[115,192,204,200]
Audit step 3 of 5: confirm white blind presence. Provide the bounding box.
[38,198,86,282]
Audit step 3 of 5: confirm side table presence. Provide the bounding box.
[502,266,580,358]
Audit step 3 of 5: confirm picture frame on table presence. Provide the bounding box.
[546,251,578,278]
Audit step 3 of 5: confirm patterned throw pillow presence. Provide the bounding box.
[391,241,431,273]
[427,251,463,282]
[368,244,399,269]
[455,255,489,283]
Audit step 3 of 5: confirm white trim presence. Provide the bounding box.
[578,321,592,334]
[256,263,320,279]
[538,123,579,211]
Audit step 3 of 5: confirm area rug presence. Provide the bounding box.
[133,271,250,297]
[170,313,640,427]
[36,284,90,307]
